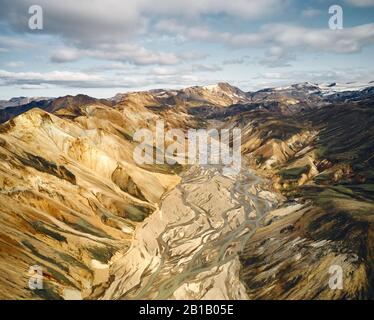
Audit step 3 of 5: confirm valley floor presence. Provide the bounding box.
[99,164,283,300]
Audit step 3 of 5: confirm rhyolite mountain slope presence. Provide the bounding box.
[0,100,181,299]
[111,82,249,109]
[0,81,373,299]
[213,94,374,299]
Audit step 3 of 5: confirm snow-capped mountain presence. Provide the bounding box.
[246,81,374,109]
[0,96,52,109]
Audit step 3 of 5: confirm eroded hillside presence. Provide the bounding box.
[218,89,374,299]
[0,99,180,299]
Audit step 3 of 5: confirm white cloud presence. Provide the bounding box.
[259,46,294,67]
[269,23,374,53]
[188,64,222,72]
[302,8,323,18]
[0,0,290,45]
[0,35,35,50]
[223,57,248,65]
[155,20,264,47]
[157,20,374,53]
[20,83,56,90]
[5,61,25,68]
[247,68,374,90]
[148,65,220,76]
[0,69,104,88]
[346,0,374,7]
[50,43,205,65]
[0,67,218,89]
[142,0,290,19]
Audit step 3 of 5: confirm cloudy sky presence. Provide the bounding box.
[0,0,373,99]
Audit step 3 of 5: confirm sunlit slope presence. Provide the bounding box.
[0,106,179,299]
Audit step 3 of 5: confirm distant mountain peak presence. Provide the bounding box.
[0,96,52,109]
